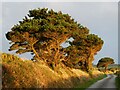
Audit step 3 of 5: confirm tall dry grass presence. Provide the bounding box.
[2,53,105,88]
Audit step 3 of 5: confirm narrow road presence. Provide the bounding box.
[86,74,117,90]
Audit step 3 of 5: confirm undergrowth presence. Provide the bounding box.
[115,77,120,90]
[2,53,105,88]
[75,74,107,89]
[115,71,120,90]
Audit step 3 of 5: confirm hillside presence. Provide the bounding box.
[1,53,106,88]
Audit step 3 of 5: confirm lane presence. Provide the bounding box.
[86,74,117,90]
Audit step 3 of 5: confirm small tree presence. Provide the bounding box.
[97,57,114,72]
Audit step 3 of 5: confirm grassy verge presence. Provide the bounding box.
[75,74,107,90]
[115,77,120,90]
[115,70,120,90]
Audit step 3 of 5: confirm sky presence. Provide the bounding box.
[1,2,119,64]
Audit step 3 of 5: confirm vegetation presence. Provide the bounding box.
[6,8,104,71]
[2,53,106,88]
[115,70,120,90]
[3,8,109,88]
[97,57,114,72]
[76,74,107,89]
[6,8,87,68]
[64,34,103,71]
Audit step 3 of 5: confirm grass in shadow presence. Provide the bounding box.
[75,74,107,90]
[115,77,120,90]
[115,71,120,90]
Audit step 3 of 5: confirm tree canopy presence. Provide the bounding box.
[97,57,114,71]
[64,34,104,71]
[6,8,104,71]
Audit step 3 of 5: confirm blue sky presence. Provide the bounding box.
[1,2,118,64]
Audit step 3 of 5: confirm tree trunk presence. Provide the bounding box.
[105,66,107,72]
[87,48,94,71]
[54,47,59,66]
[31,40,41,61]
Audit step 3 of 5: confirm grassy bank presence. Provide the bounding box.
[2,53,105,88]
[75,74,107,89]
[115,77,120,90]
[115,71,120,90]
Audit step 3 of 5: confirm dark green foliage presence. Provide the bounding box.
[115,70,120,77]
[115,71,120,90]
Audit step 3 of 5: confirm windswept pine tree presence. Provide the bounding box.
[6,8,89,68]
[6,8,104,71]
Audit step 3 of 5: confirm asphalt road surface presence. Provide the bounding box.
[86,74,117,90]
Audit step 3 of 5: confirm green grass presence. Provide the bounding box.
[115,77,120,90]
[115,70,120,90]
[75,74,107,90]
